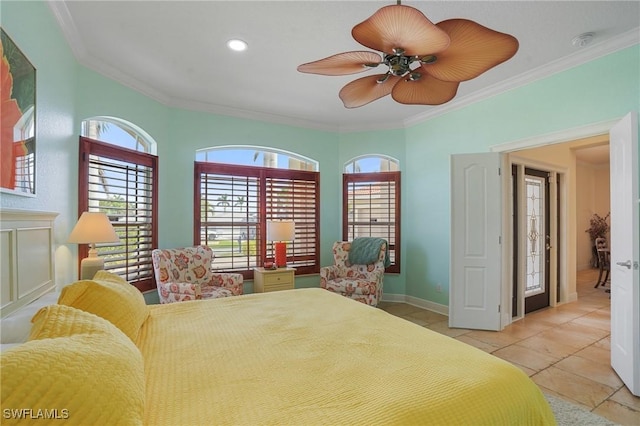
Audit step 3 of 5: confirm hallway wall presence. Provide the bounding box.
[576,159,611,270]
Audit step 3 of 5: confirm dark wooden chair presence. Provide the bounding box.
[594,237,610,289]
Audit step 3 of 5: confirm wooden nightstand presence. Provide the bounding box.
[253,267,295,293]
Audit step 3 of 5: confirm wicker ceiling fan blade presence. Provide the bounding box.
[297,51,383,76]
[352,5,450,56]
[391,74,459,105]
[423,19,519,82]
[339,74,402,108]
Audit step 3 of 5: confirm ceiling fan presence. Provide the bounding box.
[297,2,519,108]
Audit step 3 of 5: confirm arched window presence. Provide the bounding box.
[344,154,399,173]
[82,116,156,154]
[343,155,401,273]
[78,117,159,292]
[194,146,320,277]
[196,146,317,171]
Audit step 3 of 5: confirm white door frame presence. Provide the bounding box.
[491,118,619,325]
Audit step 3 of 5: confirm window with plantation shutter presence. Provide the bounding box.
[78,136,158,292]
[343,171,401,273]
[195,162,319,278]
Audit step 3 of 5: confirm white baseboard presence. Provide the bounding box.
[567,292,579,302]
[382,293,449,316]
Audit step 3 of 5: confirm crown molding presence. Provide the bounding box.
[47,0,86,60]
[337,120,405,134]
[168,99,339,132]
[48,0,639,133]
[404,28,640,128]
[47,1,172,105]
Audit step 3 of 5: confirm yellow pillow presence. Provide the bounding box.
[58,271,149,342]
[93,269,131,286]
[2,305,144,426]
[29,304,128,341]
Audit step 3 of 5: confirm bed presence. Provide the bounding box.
[0,210,554,425]
[2,274,555,425]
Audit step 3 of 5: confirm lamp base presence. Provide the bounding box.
[274,241,287,268]
[80,256,104,280]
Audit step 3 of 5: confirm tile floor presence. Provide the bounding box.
[379,269,640,425]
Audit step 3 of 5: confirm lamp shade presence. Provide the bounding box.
[68,212,120,244]
[266,220,295,242]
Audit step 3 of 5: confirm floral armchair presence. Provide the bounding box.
[320,241,386,307]
[151,246,243,304]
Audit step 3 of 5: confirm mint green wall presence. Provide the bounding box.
[0,1,78,287]
[338,129,407,296]
[404,45,640,305]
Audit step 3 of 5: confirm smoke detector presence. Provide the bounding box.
[572,32,595,48]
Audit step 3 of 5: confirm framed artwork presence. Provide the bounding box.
[1,28,36,196]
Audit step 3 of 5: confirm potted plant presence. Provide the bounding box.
[585,212,610,267]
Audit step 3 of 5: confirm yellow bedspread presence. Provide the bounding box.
[138,288,555,425]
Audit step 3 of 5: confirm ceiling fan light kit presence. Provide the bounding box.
[298,3,519,108]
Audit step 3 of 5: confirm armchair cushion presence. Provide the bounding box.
[210,273,243,296]
[320,241,386,306]
[152,246,243,304]
[157,281,202,303]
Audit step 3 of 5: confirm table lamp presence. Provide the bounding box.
[266,220,295,268]
[68,212,120,279]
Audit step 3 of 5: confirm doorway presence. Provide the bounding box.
[511,165,555,316]
[505,131,611,322]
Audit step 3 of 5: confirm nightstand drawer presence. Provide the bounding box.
[264,274,293,286]
[262,281,294,292]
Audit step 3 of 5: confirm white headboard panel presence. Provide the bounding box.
[0,209,58,318]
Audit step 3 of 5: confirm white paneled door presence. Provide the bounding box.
[609,112,639,396]
[450,153,502,331]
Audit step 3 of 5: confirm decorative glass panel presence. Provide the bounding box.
[525,176,545,296]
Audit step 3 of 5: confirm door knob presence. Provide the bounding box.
[616,260,632,269]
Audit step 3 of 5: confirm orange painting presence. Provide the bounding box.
[1,28,35,195]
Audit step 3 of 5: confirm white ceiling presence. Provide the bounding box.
[48,1,640,132]
[575,144,610,165]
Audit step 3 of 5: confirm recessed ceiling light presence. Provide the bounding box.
[227,39,248,52]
